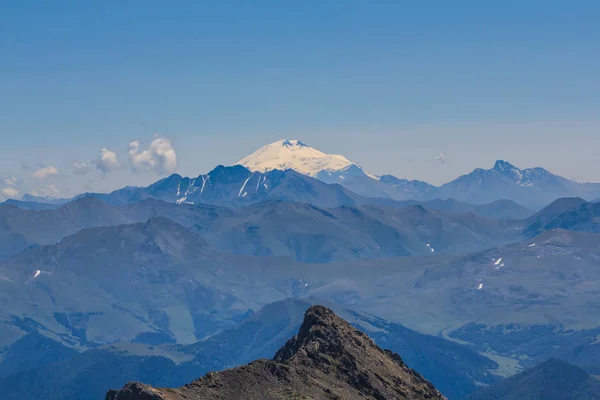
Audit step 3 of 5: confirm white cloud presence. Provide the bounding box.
[96,148,119,173]
[1,175,18,186]
[73,160,93,174]
[73,148,120,175]
[128,136,177,175]
[1,187,19,199]
[32,166,59,179]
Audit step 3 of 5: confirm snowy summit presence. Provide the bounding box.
[236,139,365,177]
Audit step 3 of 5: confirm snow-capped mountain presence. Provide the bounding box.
[232,140,600,207]
[11,137,600,210]
[236,139,375,181]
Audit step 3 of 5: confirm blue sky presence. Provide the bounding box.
[1,1,599,198]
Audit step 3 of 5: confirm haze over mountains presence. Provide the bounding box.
[1,139,599,400]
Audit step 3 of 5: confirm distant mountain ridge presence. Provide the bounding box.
[235,140,600,208]
[86,165,365,209]
[524,197,600,237]
[0,195,524,262]
[435,160,600,208]
[11,140,600,210]
[334,159,600,208]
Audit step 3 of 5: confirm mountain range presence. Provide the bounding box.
[5,139,600,210]
[2,201,599,365]
[4,192,598,265]
[1,139,600,399]
[236,140,600,209]
[2,193,600,340]
[0,195,524,262]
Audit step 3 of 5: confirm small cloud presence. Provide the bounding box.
[32,166,60,179]
[74,148,120,175]
[1,187,20,199]
[73,160,93,174]
[35,163,46,169]
[1,175,18,186]
[433,152,446,164]
[96,148,119,173]
[20,164,31,171]
[128,136,177,175]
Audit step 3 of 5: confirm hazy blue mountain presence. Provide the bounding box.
[0,196,131,259]
[3,204,599,342]
[0,332,78,378]
[524,197,589,236]
[449,322,600,376]
[189,201,521,262]
[465,359,600,400]
[436,160,600,209]
[0,299,499,400]
[0,217,303,352]
[313,158,600,208]
[281,228,600,349]
[88,165,366,208]
[0,199,62,211]
[337,160,600,209]
[380,198,534,220]
[335,173,439,201]
[525,198,600,236]
[318,172,439,202]
[0,196,232,259]
[3,218,598,363]
[0,195,524,262]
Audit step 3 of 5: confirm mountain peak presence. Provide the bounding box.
[492,160,520,172]
[272,305,344,363]
[236,139,362,177]
[107,305,445,400]
[281,139,309,148]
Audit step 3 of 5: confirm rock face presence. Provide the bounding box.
[106,305,446,400]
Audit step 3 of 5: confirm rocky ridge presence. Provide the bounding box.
[106,305,446,400]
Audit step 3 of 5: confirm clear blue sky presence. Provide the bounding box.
[1,1,599,198]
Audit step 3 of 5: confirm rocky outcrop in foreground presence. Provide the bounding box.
[106,305,446,400]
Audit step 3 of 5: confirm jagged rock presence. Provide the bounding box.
[106,305,446,400]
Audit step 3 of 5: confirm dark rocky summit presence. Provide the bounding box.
[106,305,446,400]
